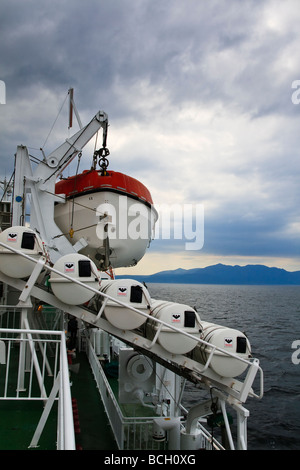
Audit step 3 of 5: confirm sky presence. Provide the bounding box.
[0,0,300,275]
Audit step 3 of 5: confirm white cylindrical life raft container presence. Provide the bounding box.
[99,279,151,330]
[90,328,110,358]
[0,226,45,278]
[193,321,251,378]
[145,300,201,355]
[49,253,100,305]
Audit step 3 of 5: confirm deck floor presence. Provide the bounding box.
[70,351,118,450]
[0,350,117,450]
[0,400,57,450]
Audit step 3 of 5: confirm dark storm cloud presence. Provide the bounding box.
[1,0,300,267]
[1,0,294,123]
[0,0,270,114]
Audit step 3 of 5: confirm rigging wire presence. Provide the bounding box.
[0,171,14,203]
[43,111,99,183]
[41,188,107,239]
[140,354,185,414]
[41,92,69,150]
[43,188,103,214]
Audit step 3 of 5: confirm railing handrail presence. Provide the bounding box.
[0,241,263,400]
[0,325,75,449]
[85,334,220,450]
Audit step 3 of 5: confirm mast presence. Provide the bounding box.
[68,88,73,129]
[68,88,82,130]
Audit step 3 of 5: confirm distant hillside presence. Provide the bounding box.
[116,263,300,285]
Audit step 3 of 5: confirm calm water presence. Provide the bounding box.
[146,283,300,450]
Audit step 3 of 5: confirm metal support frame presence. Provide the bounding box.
[0,326,75,450]
[29,373,60,448]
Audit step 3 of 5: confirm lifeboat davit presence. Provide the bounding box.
[54,169,158,269]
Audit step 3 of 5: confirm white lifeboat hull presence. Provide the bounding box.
[54,170,158,269]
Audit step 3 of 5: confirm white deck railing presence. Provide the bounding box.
[0,325,75,450]
[85,333,166,450]
[85,334,223,450]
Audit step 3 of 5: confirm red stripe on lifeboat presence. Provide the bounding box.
[55,169,154,206]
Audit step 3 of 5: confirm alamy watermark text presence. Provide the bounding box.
[0,80,6,104]
[291,80,300,104]
[95,196,204,251]
[291,340,300,365]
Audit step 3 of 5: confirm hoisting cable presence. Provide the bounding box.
[69,152,82,238]
[92,118,110,174]
[208,387,219,450]
[91,131,99,169]
[207,386,233,450]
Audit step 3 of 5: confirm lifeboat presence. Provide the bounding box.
[54,169,158,270]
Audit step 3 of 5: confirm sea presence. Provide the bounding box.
[146,283,300,451]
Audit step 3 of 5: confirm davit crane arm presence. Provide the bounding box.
[12,110,109,262]
[43,110,109,178]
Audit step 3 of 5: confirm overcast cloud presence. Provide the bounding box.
[1,0,300,274]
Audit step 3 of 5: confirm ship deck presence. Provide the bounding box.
[0,350,117,450]
[70,351,118,450]
[0,399,57,450]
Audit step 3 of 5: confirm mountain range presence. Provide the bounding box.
[117,263,300,285]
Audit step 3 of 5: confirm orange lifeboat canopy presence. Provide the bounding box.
[55,169,154,207]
